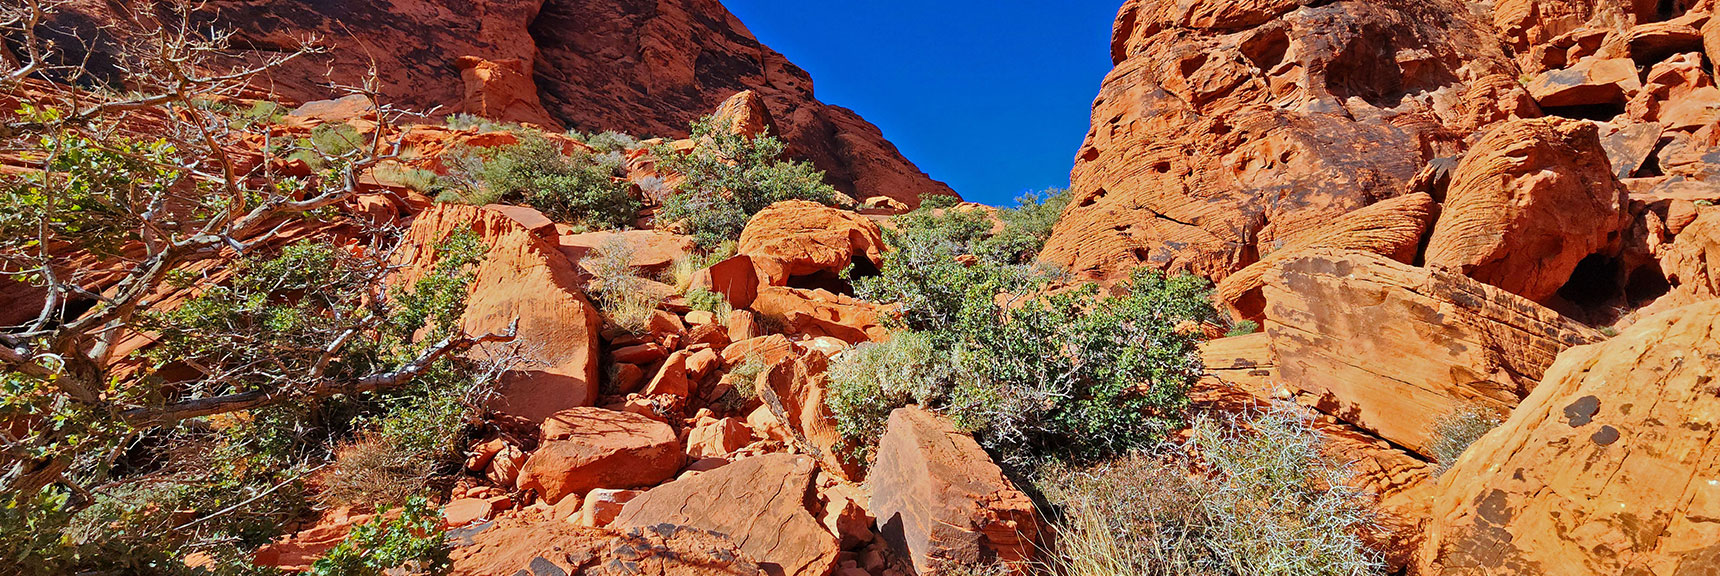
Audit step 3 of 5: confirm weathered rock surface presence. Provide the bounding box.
[755,350,860,481]
[450,516,765,576]
[738,200,885,288]
[1417,300,1720,575]
[1215,192,1437,320]
[749,287,888,344]
[49,0,956,207]
[517,407,683,505]
[1040,0,1515,281]
[1425,118,1630,303]
[1660,205,1720,299]
[391,204,602,420]
[871,407,1040,575]
[613,453,839,576]
[1261,250,1603,457]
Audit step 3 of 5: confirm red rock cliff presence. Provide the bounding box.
[46,0,955,207]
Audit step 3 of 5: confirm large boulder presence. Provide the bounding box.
[1261,250,1602,457]
[613,454,839,576]
[1417,301,1720,575]
[1525,57,1642,109]
[1039,0,1514,281]
[1215,192,1437,320]
[516,408,683,505]
[1659,205,1720,299]
[870,407,1040,575]
[710,90,778,139]
[391,204,602,420]
[1424,118,1629,304]
[737,200,885,288]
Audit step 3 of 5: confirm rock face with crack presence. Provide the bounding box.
[1418,300,1720,576]
[1260,250,1602,456]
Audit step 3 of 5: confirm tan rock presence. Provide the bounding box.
[517,408,683,505]
[1425,118,1629,303]
[871,407,1040,575]
[1417,301,1720,575]
[443,498,496,527]
[1261,250,1602,457]
[737,200,885,287]
[686,417,752,459]
[579,488,642,528]
[614,454,839,576]
[391,204,602,421]
[1216,193,1436,320]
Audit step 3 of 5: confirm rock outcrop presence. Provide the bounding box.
[613,453,839,576]
[1417,301,1720,575]
[516,407,683,505]
[1424,118,1629,304]
[456,56,562,127]
[1040,0,1516,281]
[749,287,889,344]
[391,204,603,420]
[738,200,885,289]
[1215,192,1437,320]
[48,0,955,208]
[1260,250,1602,457]
[870,407,1040,575]
[450,517,766,576]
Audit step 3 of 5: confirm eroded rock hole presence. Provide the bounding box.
[1556,254,1625,310]
[1540,103,1626,122]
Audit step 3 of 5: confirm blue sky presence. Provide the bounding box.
[722,1,1120,206]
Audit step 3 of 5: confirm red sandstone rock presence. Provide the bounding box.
[737,200,884,287]
[558,229,696,273]
[1627,53,1720,131]
[1526,57,1641,110]
[391,204,602,420]
[690,255,761,310]
[517,407,683,505]
[579,488,642,528]
[1041,0,1513,281]
[870,407,1040,575]
[455,56,560,128]
[613,454,839,576]
[1260,250,1603,457]
[686,417,752,459]
[1659,204,1720,299]
[643,350,691,398]
[1424,118,1629,304]
[1417,301,1720,575]
[444,497,501,527]
[711,90,778,139]
[755,350,860,481]
[611,343,669,365]
[749,287,888,344]
[722,334,800,368]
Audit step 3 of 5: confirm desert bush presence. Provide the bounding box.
[310,496,450,576]
[656,116,840,248]
[1225,320,1261,337]
[974,188,1071,264]
[444,113,511,132]
[684,287,734,318]
[583,238,663,333]
[827,332,956,459]
[1042,407,1386,576]
[842,266,1215,467]
[1426,403,1504,473]
[443,134,641,229]
[577,130,642,152]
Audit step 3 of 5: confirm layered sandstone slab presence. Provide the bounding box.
[1260,250,1602,456]
[1418,301,1720,575]
[516,407,683,505]
[738,200,885,287]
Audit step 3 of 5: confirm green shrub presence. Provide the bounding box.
[310,496,450,576]
[1426,403,1503,474]
[443,134,641,229]
[656,116,839,248]
[827,332,956,460]
[974,188,1071,264]
[576,130,641,152]
[1041,407,1386,576]
[444,113,511,132]
[1225,320,1260,337]
[684,287,733,317]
